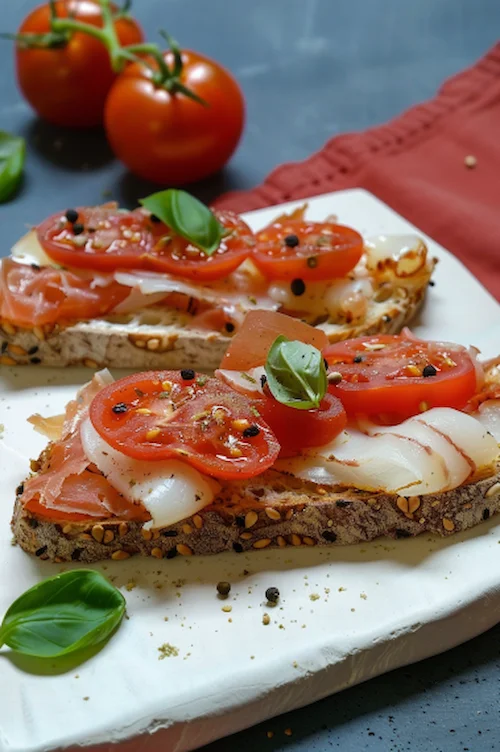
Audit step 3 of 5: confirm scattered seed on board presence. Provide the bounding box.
[464,155,477,168]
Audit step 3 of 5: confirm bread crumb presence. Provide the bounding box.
[284,728,292,736]
[292,661,299,668]
[338,587,346,592]
[351,608,356,612]
[360,592,367,600]
[83,697,89,701]
[158,643,179,659]
[309,593,320,601]
[222,605,232,613]
[262,613,271,625]
[125,580,136,592]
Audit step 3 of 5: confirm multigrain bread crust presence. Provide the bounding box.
[12,464,500,563]
[0,275,432,370]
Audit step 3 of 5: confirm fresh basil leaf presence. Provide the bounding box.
[0,570,125,658]
[140,189,224,256]
[265,336,327,410]
[0,131,25,203]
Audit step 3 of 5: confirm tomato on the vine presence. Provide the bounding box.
[104,49,245,185]
[15,1,143,127]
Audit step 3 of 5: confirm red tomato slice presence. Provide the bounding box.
[324,334,477,419]
[37,204,156,271]
[37,204,253,280]
[89,371,280,479]
[0,258,129,328]
[254,392,347,458]
[221,310,329,371]
[252,219,363,281]
[144,210,254,281]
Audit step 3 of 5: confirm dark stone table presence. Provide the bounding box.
[1,1,499,750]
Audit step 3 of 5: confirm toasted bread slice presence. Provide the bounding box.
[12,456,500,563]
[0,269,432,370]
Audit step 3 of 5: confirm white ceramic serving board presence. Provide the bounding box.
[1,189,500,752]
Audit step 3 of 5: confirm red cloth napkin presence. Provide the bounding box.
[214,43,500,301]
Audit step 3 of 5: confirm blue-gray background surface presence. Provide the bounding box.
[1,1,500,749]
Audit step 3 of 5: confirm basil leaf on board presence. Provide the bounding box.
[265,336,327,410]
[0,131,25,203]
[140,189,224,256]
[0,570,125,658]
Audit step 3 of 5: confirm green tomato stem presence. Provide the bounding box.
[52,14,123,72]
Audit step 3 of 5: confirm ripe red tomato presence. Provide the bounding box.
[37,204,155,270]
[253,219,363,281]
[89,371,280,479]
[37,204,253,279]
[254,392,347,458]
[16,1,143,127]
[324,334,478,419]
[0,258,129,327]
[145,210,254,281]
[104,50,245,184]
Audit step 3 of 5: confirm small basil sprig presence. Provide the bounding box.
[140,189,224,256]
[0,570,125,659]
[0,131,25,203]
[265,336,327,410]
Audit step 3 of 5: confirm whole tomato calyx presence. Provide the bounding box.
[131,33,208,105]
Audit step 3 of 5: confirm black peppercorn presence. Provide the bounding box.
[260,374,267,388]
[265,586,280,603]
[233,542,243,553]
[290,278,306,296]
[423,364,437,377]
[72,223,85,235]
[216,581,231,597]
[307,256,318,268]
[30,357,42,364]
[112,402,128,414]
[353,355,363,363]
[284,234,299,248]
[243,424,260,438]
[181,368,196,380]
[225,322,235,333]
[65,208,79,223]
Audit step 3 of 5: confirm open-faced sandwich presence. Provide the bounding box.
[12,311,500,562]
[0,190,436,370]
